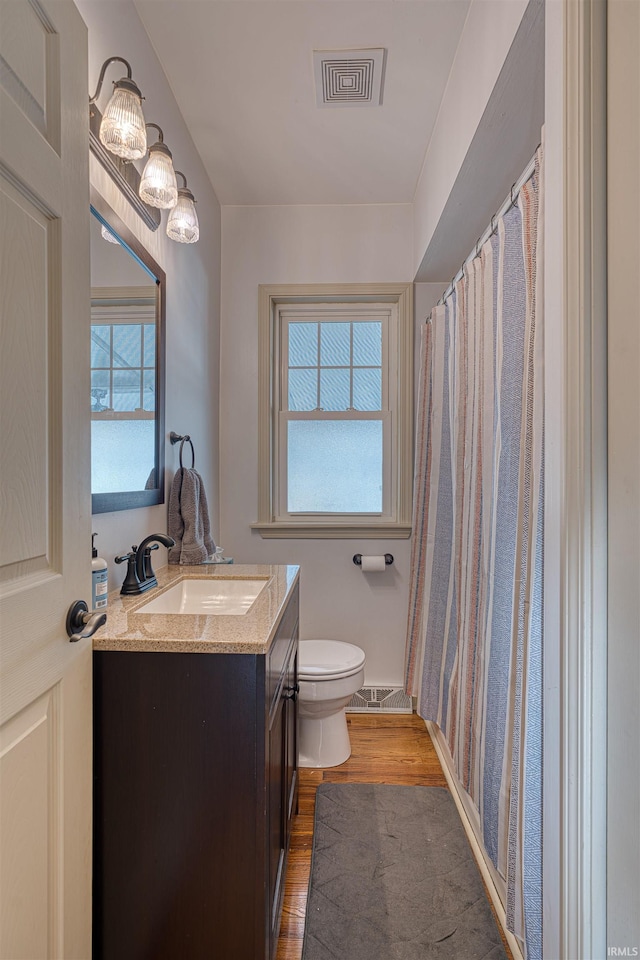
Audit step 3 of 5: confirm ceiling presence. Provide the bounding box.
[134,1,471,206]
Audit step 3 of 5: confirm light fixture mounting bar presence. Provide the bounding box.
[89,105,160,231]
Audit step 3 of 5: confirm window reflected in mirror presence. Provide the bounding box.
[90,202,165,513]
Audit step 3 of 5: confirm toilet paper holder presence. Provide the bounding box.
[353,553,394,566]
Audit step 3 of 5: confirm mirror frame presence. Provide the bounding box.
[90,190,166,514]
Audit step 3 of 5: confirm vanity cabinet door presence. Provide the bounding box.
[283,642,298,846]
[268,679,286,949]
[267,597,299,958]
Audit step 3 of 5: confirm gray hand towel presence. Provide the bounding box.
[167,467,216,564]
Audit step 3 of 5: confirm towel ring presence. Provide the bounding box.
[179,437,195,469]
[170,431,195,469]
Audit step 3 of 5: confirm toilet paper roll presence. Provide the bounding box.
[360,555,387,573]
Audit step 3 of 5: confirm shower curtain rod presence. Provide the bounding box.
[432,147,540,312]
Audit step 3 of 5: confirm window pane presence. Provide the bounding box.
[288,420,383,512]
[112,369,141,411]
[353,368,382,410]
[320,368,350,411]
[91,370,110,411]
[289,368,317,411]
[320,322,350,366]
[113,325,141,368]
[353,321,382,366]
[143,370,155,411]
[143,324,156,367]
[289,322,317,367]
[91,419,155,493]
[91,326,111,367]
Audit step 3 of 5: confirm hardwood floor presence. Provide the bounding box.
[276,712,513,960]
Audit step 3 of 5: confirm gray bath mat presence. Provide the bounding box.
[302,783,508,959]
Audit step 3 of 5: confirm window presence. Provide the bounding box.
[253,284,413,538]
[90,286,157,495]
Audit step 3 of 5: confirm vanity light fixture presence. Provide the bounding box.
[89,59,200,243]
[90,57,147,161]
[166,171,199,244]
[139,123,178,209]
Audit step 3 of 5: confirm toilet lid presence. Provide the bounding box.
[298,639,366,681]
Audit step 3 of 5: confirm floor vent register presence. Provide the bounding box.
[346,686,413,714]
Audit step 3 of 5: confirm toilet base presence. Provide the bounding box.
[298,707,351,768]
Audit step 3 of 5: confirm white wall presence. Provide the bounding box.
[76,0,221,587]
[413,0,530,277]
[220,203,417,684]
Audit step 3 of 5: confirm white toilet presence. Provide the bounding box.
[298,639,366,768]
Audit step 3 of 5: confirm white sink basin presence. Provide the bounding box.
[137,578,269,616]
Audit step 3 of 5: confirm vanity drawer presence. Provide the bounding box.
[267,583,299,713]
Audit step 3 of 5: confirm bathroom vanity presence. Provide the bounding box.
[92,564,299,960]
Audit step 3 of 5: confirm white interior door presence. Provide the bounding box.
[0,1,92,957]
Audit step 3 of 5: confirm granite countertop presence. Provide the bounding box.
[93,563,300,654]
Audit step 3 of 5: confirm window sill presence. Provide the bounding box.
[251,521,412,539]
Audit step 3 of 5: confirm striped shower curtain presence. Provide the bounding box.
[405,149,543,959]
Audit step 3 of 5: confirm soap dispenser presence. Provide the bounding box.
[92,533,108,610]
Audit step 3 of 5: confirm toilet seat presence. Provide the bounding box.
[298,639,366,682]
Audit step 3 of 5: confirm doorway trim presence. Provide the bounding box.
[544,1,608,957]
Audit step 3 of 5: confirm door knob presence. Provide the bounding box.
[66,600,107,643]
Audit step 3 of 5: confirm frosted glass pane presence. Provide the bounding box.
[113,325,141,368]
[92,420,155,493]
[289,322,317,367]
[320,368,350,411]
[143,324,155,366]
[353,321,382,366]
[288,420,382,512]
[289,368,317,410]
[91,326,111,367]
[353,368,381,410]
[320,322,350,366]
[112,369,141,411]
[91,370,110,411]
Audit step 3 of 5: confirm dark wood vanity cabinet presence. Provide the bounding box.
[268,618,298,947]
[93,584,299,960]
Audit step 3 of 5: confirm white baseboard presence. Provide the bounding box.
[425,719,525,960]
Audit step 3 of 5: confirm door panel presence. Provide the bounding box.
[0,1,91,956]
[0,687,61,959]
[0,177,53,576]
[0,0,60,145]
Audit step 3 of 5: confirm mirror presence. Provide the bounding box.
[90,195,166,513]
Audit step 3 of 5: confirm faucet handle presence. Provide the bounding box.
[116,549,143,596]
[114,545,138,564]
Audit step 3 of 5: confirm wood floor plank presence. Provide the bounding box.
[276,713,513,960]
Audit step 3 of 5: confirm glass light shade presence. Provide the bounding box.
[99,80,147,161]
[101,224,120,244]
[139,143,178,209]
[166,189,199,244]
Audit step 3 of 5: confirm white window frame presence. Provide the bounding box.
[252,283,413,539]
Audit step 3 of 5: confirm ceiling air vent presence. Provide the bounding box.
[313,49,386,108]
